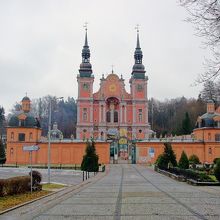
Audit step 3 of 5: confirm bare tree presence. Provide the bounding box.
[180,0,220,82]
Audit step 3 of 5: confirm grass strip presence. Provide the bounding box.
[0,190,50,212]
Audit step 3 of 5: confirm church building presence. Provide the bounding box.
[76,28,153,141]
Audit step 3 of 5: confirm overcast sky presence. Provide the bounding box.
[0,0,210,113]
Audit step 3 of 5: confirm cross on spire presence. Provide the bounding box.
[111,65,114,74]
[83,22,88,31]
[135,24,140,33]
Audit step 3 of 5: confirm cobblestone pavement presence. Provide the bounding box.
[0,167,83,185]
[2,164,220,220]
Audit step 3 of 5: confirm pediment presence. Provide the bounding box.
[17,113,27,120]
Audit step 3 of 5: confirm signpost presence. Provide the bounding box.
[23,145,40,193]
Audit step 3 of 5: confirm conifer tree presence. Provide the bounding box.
[214,160,220,182]
[178,151,189,169]
[81,140,99,172]
[0,139,6,164]
[182,112,192,135]
[164,143,177,167]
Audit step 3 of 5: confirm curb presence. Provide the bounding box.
[0,171,106,216]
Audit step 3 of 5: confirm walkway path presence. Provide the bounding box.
[2,164,220,219]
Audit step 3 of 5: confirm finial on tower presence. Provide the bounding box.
[135,24,140,49]
[83,22,88,47]
[83,22,88,31]
[135,24,140,33]
[111,65,114,74]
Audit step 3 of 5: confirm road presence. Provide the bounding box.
[0,167,83,185]
[1,164,220,219]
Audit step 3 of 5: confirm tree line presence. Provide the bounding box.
[0,78,219,140]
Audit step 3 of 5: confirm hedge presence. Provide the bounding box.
[0,176,31,197]
[160,167,214,182]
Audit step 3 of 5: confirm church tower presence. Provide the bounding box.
[76,26,94,139]
[130,28,150,139]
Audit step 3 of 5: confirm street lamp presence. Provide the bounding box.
[48,97,63,184]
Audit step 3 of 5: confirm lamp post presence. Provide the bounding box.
[48,97,63,184]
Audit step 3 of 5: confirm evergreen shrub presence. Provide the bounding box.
[178,151,189,169]
[214,160,220,182]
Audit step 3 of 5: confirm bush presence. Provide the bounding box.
[0,176,31,197]
[213,158,220,164]
[189,154,200,165]
[156,154,168,169]
[178,151,189,169]
[0,179,5,196]
[214,160,220,182]
[29,170,42,185]
[161,167,214,182]
[29,170,42,191]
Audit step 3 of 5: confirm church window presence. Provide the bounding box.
[83,108,88,121]
[114,111,118,122]
[18,133,25,141]
[101,105,104,122]
[208,133,211,141]
[10,148,14,155]
[138,109,143,122]
[29,132,33,140]
[11,132,14,140]
[215,134,220,141]
[106,111,111,122]
[139,129,142,133]
[101,131,104,141]
[208,147,212,154]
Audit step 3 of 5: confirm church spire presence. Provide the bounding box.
[82,23,90,63]
[131,25,146,79]
[134,25,143,65]
[79,23,92,77]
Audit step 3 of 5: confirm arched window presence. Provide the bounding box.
[101,131,104,140]
[10,148,14,155]
[101,105,104,122]
[29,132,33,140]
[114,111,118,122]
[106,111,111,122]
[138,109,143,123]
[11,132,14,140]
[208,147,212,154]
[83,129,87,140]
[208,133,211,141]
[83,108,87,121]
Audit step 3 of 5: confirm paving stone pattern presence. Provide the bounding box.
[33,164,220,220]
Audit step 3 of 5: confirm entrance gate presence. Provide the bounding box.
[110,140,136,164]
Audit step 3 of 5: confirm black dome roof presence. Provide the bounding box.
[8,113,41,128]
[22,96,30,102]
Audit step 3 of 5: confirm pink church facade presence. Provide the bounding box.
[76,29,153,140]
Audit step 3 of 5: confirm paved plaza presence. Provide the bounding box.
[1,164,220,220]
